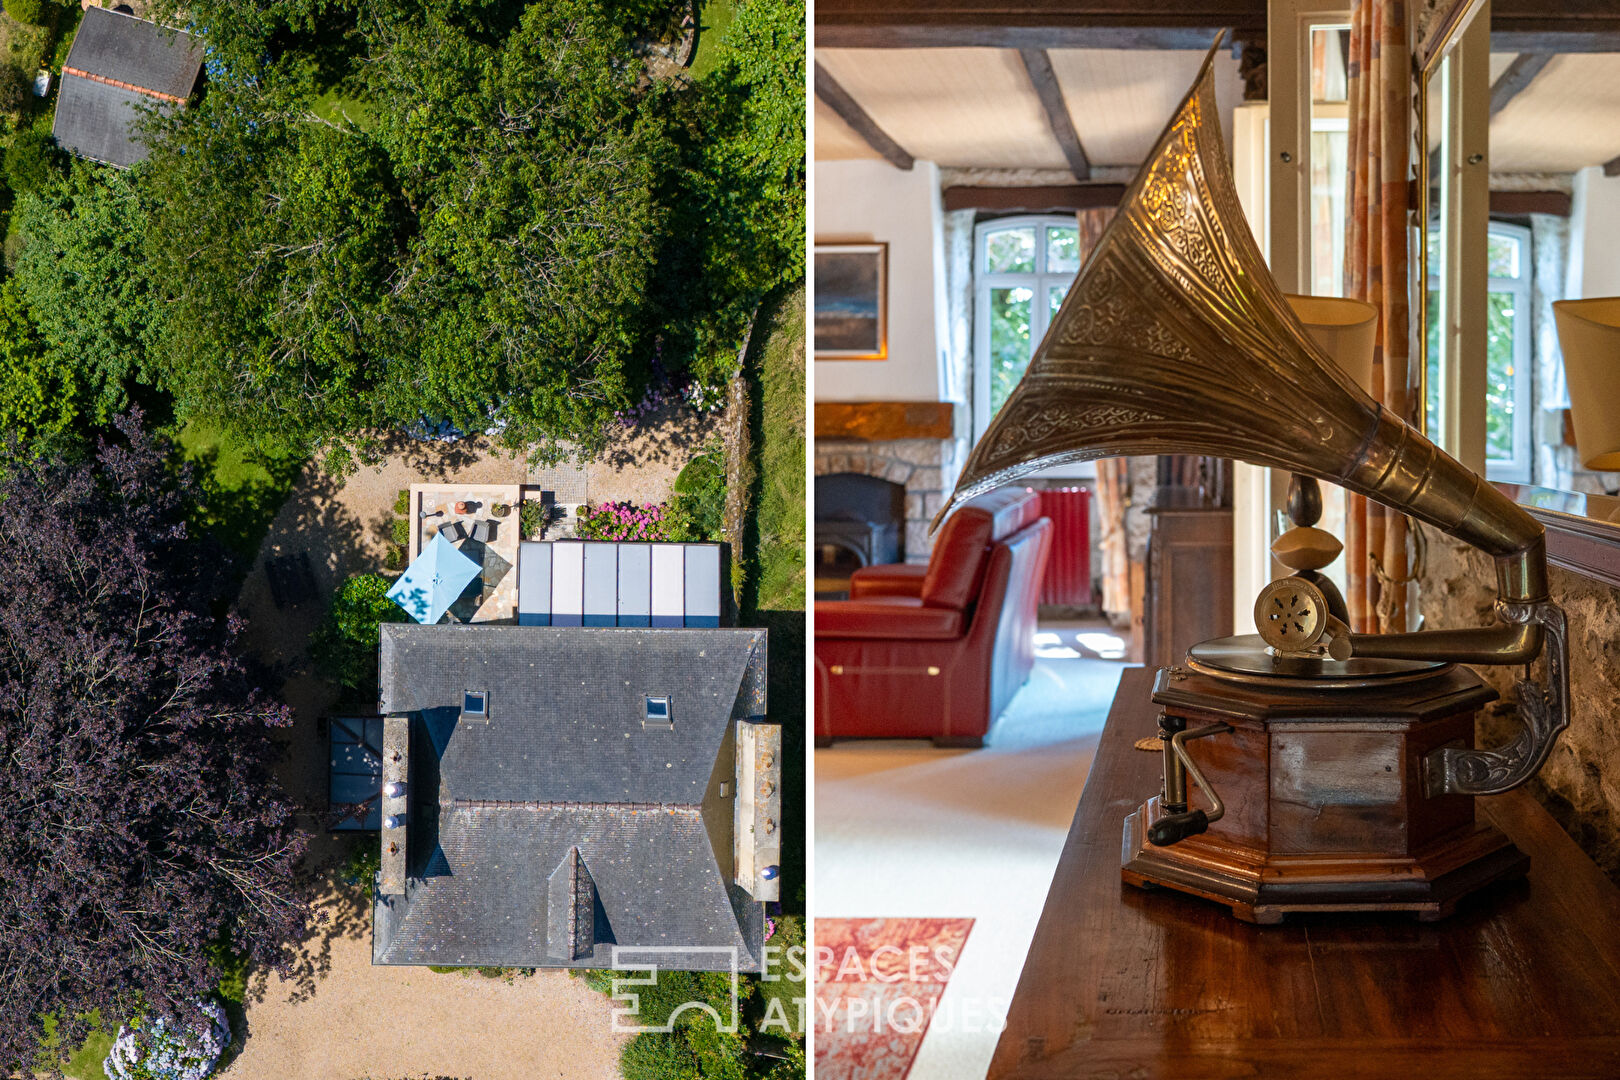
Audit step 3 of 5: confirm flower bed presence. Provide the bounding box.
[575,500,682,542]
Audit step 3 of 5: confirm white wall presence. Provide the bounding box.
[1568,165,1620,300]
[815,159,954,403]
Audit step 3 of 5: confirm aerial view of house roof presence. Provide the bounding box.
[52,7,204,167]
[372,623,774,973]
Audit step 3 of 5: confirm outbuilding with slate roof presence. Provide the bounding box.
[372,624,779,974]
[52,6,204,167]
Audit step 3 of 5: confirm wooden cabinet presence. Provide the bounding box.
[989,668,1620,1080]
[1143,490,1233,667]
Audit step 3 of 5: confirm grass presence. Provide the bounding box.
[39,1010,117,1080]
[688,0,737,79]
[175,418,307,564]
[741,284,807,617]
[0,4,52,131]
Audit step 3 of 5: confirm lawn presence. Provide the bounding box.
[688,0,737,79]
[174,418,308,564]
[0,6,52,130]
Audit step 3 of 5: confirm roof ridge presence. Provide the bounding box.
[62,65,187,104]
[450,798,702,813]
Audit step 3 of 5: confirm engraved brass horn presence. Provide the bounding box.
[937,37,1569,797]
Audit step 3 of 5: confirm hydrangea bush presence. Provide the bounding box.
[103,1001,230,1080]
[576,501,682,542]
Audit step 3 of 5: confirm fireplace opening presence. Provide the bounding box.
[815,473,904,599]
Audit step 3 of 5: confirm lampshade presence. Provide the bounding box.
[1553,298,1620,472]
[1285,295,1380,395]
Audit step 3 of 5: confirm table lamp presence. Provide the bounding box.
[1553,297,1620,473]
[1272,295,1381,624]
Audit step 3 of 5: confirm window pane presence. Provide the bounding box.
[990,287,1034,417]
[1311,26,1350,103]
[1046,226,1080,273]
[1485,291,1516,461]
[1309,128,1347,297]
[987,228,1036,273]
[1487,233,1520,279]
[1426,286,1440,434]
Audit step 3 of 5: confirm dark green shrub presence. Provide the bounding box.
[621,1033,702,1080]
[519,499,552,538]
[310,573,403,695]
[2,131,61,197]
[392,488,410,515]
[2,0,48,26]
[389,515,409,548]
[671,444,726,542]
[341,840,381,900]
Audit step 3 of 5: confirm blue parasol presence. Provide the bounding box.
[387,531,481,624]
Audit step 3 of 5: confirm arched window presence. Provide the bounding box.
[972,215,1084,442]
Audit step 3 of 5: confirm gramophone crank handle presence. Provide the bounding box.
[1147,721,1233,847]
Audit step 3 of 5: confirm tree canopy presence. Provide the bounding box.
[0,418,308,1070]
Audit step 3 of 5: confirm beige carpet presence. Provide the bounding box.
[814,629,1128,1080]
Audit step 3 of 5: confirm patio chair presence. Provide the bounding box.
[471,519,497,544]
[438,520,469,544]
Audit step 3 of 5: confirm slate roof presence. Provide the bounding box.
[373,625,769,972]
[52,8,203,167]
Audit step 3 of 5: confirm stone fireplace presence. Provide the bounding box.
[814,402,969,566]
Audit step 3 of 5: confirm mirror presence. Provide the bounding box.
[1417,0,1620,536]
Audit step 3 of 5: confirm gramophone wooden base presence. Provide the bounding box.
[1118,664,1531,924]
[1122,796,1530,923]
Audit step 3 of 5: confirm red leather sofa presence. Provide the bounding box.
[814,488,1053,747]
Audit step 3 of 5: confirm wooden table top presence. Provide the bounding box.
[989,666,1620,1080]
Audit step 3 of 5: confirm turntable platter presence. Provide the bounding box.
[1187,634,1448,688]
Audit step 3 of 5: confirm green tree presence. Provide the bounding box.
[9,162,160,422]
[1,130,64,196]
[311,573,407,696]
[649,0,805,384]
[0,279,78,446]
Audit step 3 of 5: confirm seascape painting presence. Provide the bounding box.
[815,243,887,359]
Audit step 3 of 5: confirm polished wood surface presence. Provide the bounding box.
[1142,500,1232,668]
[813,401,955,442]
[989,666,1620,1080]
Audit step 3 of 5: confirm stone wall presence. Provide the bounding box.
[1420,530,1620,878]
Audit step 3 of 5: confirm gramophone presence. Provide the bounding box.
[936,40,1570,923]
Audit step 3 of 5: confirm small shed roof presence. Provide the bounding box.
[52,7,203,168]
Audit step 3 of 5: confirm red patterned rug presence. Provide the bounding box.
[814,918,975,1080]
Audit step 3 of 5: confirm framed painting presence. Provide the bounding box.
[814,243,888,360]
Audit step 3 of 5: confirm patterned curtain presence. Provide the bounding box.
[1343,0,1413,632]
[1077,206,1133,620]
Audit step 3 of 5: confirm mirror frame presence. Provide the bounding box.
[1416,0,1620,565]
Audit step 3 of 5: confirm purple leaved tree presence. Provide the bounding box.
[0,416,309,1070]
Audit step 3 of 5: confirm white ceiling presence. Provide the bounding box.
[815,47,1242,171]
[1491,52,1620,173]
[817,47,1620,178]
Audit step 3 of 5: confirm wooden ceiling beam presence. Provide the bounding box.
[1489,190,1572,217]
[942,184,1127,212]
[1604,154,1620,177]
[1489,53,1553,116]
[814,61,915,171]
[1019,49,1091,181]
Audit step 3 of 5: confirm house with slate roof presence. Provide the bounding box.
[52,7,204,167]
[371,623,780,974]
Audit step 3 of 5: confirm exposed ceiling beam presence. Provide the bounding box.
[1489,53,1553,116]
[1019,49,1091,181]
[818,25,1237,49]
[1489,190,1572,217]
[1605,154,1620,177]
[942,184,1127,212]
[814,62,914,171]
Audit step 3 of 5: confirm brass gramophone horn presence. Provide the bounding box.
[938,36,1569,798]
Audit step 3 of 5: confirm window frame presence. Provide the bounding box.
[1429,220,1533,483]
[972,214,1083,444]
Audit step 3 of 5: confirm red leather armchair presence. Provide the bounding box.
[815,488,1053,747]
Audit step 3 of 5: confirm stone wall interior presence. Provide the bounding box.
[815,437,967,563]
